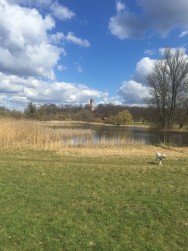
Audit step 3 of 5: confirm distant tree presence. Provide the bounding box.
[113,110,133,125]
[74,109,94,122]
[147,48,188,129]
[10,110,25,119]
[175,99,188,129]
[95,104,124,118]
[0,107,24,119]
[24,102,38,119]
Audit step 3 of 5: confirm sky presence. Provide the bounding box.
[0,0,188,110]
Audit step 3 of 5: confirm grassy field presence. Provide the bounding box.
[0,147,187,251]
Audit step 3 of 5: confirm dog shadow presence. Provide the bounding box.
[148,161,158,165]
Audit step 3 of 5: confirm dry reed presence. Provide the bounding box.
[0,119,93,150]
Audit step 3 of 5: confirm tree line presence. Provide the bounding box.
[0,103,155,125]
[24,102,152,125]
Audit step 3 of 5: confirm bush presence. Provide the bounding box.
[112,110,133,125]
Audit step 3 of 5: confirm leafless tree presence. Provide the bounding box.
[147,48,188,129]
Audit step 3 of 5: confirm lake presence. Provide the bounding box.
[62,123,188,146]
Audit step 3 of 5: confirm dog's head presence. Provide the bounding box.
[162,154,166,160]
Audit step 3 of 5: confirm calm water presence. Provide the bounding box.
[62,123,188,146]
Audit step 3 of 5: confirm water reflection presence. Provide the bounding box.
[59,123,188,146]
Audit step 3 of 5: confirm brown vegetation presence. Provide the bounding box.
[0,119,93,150]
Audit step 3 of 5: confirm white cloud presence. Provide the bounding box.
[117,80,151,105]
[117,57,155,105]
[116,1,125,12]
[50,31,90,48]
[57,65,67,72]
[144,49,155,56]
[0,94,29,110]
[50,32,65,45]
[9,96,29,105]
[7,0,52,7]
[0,0,89,80]
[8,0,75,21]
[133,57,155,84]
[66,32,90,47]
[49,1,75,21]
[0,0,94,110]
[99,97,122,106]
[109,13,144,39]
[24,81,108,104]
[179,30,188,37]
[0,95,7,101]
[159,47,186,56]
[0,73,108,109]
[0,0,63,79]
[109,0,188,39]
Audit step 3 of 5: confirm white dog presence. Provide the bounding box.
[156,152,166,166]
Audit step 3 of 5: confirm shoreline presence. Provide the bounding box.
[43,120,188,134]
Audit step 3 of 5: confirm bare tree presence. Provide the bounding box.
[147,48,188,129]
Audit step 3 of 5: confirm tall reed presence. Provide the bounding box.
[0,119,93,150]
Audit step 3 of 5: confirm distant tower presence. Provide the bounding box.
[90,98,94,111]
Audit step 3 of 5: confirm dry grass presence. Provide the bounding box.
[0,119,93,150]
[57,144,188,159]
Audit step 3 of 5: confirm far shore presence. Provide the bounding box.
[41,120,188,133]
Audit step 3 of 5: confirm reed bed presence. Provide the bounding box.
[0,119,93,150]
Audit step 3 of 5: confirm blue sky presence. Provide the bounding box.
[0,0,188,110]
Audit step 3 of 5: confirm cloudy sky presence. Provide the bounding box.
[1,0,188,110]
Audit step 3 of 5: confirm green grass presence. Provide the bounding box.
[0,150,187,251]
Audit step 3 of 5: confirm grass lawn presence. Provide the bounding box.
[0,148,187,251]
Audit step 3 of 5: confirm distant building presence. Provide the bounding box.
[90,98,94,111]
